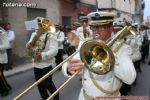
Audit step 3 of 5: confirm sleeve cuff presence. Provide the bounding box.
[62,62,72,78]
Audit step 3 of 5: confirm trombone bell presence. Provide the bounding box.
[80,40,115,75]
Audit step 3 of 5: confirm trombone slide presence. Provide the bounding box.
[14,51,79,100]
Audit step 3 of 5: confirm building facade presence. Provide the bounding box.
[0,0,97,65]
[59,0,96,26]
[133,0,145,26]
[97,0,136,22]
[0,0,60,65]
[144,16,150,28]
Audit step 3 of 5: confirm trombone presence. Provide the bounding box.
[14,24,137,100]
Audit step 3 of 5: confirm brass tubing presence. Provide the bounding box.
[47,70,80,100]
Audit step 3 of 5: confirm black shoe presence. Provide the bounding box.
[1,91,9,97]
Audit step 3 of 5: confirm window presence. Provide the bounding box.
[62,16,71,26]
[27,8,46,20]
[27,8,46,40]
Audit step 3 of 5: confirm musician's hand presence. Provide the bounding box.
[26,42,32,49]
[67,58,84,75]
[35,52,42,61]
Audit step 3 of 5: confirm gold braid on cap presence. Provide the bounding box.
[114,26,123,30]
[90,19,113,26]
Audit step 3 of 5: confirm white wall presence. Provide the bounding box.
[97,0,135,21]
[6,0,60,58]
[97,0,112,8]
[81,0,96,5]
[115,0,135,14]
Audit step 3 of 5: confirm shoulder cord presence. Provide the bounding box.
[57,31,61,39]
[42,33,49,50]
[88,70,122,95]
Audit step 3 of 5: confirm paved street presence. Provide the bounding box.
[0,69,82,100]
[129,59,150,96]
[0,59,150,100]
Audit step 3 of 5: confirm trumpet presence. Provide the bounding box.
[14,23,137,100]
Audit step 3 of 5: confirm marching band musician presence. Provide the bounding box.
[0,21,12,97]
[63,25,79,56]
[76,15,93,41]
[113,21,139,95]
[67,29,79,48]
[113,21,129,96]
[25,17,59,100]
[113,21,124,34]
[71,22,81,36]
[62,11,136,100]
[126,27,142,72]
[55,24,65,69]
[140,25,150,63]
[126,31,142,90]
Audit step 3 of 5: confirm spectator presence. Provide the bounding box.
[4,22,15,70]
[0,21,12,97]
[55,24,65,69]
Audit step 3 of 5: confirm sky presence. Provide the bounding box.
[144,0,150,20]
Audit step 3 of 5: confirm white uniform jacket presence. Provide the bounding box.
[55,31,65,49]
[6,30,15,49]
[147,29,150,41]
[126,35,142,62]
[62,40,136,100]
[27,31,58,69]
[76,26,93,41]
[0,27,9,64]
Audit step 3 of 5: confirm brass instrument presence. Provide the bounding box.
[80,24,137,75]
[28,18,55,62]
[14,24,137,100]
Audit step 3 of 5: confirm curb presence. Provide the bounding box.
[4,63,34,78]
